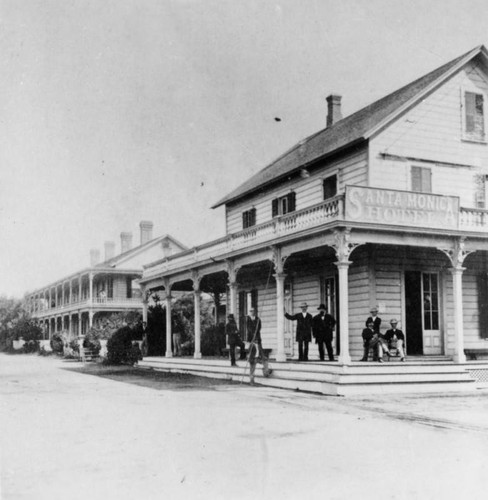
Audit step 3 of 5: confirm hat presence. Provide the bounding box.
[227,313,234,319]
[300,302,308,308]
[370,306,378,313]
[317,304,327,311]
[390,319,398,325]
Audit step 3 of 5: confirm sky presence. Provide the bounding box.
[2,0,488,298]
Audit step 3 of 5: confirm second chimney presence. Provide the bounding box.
[90,249,101,267]
[139,220,153,245]
[326,94,342,127]
[104,241,116,261]
[120,232,133,253]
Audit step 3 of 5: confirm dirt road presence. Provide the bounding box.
[2,354,488,500]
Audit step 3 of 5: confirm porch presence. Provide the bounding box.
[137,355,488,396]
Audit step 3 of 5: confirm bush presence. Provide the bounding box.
[83,329,101,356]
[23,339,40,353]
[201,324,226,356]
[106,326,140,365]
[69,339,80,354]
[50,333,64,354]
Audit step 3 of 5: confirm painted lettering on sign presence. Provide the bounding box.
[345,186,459,229]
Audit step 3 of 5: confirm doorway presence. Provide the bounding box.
[404,271,442,355]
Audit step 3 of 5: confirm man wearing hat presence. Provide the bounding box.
[366,306,381,334]
[225,313,246,366]
[285,302,313,361]
[312,304,336,361]
[384,319,406,361]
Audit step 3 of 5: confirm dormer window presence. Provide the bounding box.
[323,174,337,200]
[242,208,256,229]
[463,90,486,142]
[272,192,296,217]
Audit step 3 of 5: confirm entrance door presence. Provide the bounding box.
[321,276,339,354]
[421,273,442,355]
[404,271,442,355]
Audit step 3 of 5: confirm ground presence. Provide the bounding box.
[1,354,488,500]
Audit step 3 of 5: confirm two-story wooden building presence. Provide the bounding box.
[27,221,187,341]
[140,45,488,368]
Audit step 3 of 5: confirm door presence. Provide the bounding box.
[321,276,339,354]
[422,273,442,355]
[404,271,442,355]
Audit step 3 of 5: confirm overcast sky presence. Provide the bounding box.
[2,0,488,298]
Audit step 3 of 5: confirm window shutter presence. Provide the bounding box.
[272,198,278,217]
[250,207,256,226]
[242,212,247,229]
[466,92,476,133]
[421,168,432,193]
[288,191,296,212]
[412,166,422,192]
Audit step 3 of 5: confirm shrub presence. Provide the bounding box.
[69,339,80,354]
[50,333,64,354]
[201,324,226,356]
[83,329,101,356]
[23,339,40,353]
[106,326,139,365]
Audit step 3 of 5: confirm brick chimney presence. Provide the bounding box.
[139,220,153,245]
[120,232,133,253]
[90,249,100,267]
[104,241,116,261]
[326,94,342,127]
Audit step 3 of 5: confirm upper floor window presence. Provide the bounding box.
[464,91,486,142]
[272,192,296,217]
[411,166,431,193]
[323,174,337,200]
[242,207,256,229]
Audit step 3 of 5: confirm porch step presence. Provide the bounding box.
[138,357,476,396]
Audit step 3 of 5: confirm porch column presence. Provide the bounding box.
[79,276,82,302]
[88,311,94,329]
[450,266,466,363]
[335,261,352,364]
[274,272,287,362]
[69,280,72,305]
[62,282,65,307]
[142,295,148,324]
[68,314,73,341]
[89,273,93,304]
[49,288,52,310]
[165,288,173,358]
[226,260,240,316]
[193,272,202,359]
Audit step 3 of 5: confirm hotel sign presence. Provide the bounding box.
[345,186,459,229]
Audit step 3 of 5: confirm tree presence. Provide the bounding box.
[0,296,31,350]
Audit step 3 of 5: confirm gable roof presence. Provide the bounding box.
[213,45,488,209]
[97,234,188,268]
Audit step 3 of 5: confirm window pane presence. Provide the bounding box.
[424,312,431,330]
[432,312,439,330]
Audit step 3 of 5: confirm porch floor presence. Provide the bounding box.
[138,355,488,396]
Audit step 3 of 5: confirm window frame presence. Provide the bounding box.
[322,173,338,200]
[242,207,257,229]
[411,165,432,193]
[461,87,487,143]
[272,191,296,218]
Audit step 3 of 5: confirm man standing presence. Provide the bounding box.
[384,319,406,362]
[285,302,313,361]
[172,312,183,356]
[360,319,376,362]
[366,306,381,333]
[246,307,272,385]
[312,304,336,361]
[226,314,245,366]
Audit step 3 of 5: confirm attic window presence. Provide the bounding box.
[463,91,486,142]
[272,192,296,217]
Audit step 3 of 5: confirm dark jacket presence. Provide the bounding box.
[384,328,405,342]
[362,326,376,343]
[246,316,262,343]
[285,312,313,342]
[365,316,381,334]
[225,320,241,345]
[312,313,336,343]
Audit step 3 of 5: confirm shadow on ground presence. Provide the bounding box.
[62,363,243,392]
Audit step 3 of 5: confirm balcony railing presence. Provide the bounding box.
[144,196,342,278]
[31,297,143,317]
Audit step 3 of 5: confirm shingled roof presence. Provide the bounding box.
[213,45,487,209]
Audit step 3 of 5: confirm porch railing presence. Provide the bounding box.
[459,207,488,231]
[32,297,143,317]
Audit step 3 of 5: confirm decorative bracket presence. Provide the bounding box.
[226,260,241,285]
[271,246,290,274]
[192,270,202,292]
[438,237,473,268]
[332,228,361,263]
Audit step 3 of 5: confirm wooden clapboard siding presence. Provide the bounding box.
[225,148,368,234]
[370,62,488,207]
[113,277,128,299]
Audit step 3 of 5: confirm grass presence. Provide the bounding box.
[64,362,241,391]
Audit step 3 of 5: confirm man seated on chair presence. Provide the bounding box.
[384,319,405,362]
[361,320,391,362]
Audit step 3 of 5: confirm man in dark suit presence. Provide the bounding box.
[285,302,313,361]
[366,306,381,333]
[384,319,406,361]
[312,304,336,361]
